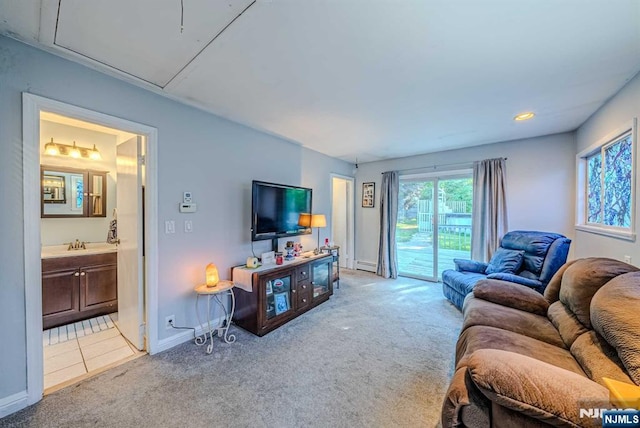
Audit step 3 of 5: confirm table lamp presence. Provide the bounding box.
[205,263,219,287]
[310,214,326,254]
[298,213,311,228]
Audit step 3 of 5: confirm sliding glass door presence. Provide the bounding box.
[396,173,473,281]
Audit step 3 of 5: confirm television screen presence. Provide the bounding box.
[252,181,312,241]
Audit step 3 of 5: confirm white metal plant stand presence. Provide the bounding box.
[194,280,236,354]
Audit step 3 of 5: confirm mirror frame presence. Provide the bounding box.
[40,165,107,218]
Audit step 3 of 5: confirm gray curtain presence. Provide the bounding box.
[377,171,399,278]
[471,158,508,262]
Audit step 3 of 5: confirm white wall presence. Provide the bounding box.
[354,133,577,267]
[0,35,352,404]
[40,120,117,245]
[574,72,640,263]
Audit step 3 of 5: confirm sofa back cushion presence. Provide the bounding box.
[591,272,640,385]
[558,258,637,330]
[500,231,568,282]
[547,301,588,348]
[544,259,577,303]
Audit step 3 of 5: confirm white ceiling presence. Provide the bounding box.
[2,0,640,163]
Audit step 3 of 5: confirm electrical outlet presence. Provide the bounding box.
[624,255,632,264]
[165,315,175,330]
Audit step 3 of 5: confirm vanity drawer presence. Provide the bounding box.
[42,252,117,272]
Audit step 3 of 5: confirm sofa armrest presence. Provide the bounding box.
[486,272,543,291]
[473,279,549,316]
[454,258,489,273]
[467,349,609,427]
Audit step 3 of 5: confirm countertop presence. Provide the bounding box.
[41,242,118,259]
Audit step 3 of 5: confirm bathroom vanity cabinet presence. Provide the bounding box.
[42,252,117,329]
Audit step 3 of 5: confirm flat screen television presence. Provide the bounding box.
[251,180,312,249]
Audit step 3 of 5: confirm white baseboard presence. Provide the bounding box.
[0,391,28,418]
[355,260,377,273]
[156,316,225,353]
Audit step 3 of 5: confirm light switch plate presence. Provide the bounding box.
[165,220,175,234]
[184,220,193,233]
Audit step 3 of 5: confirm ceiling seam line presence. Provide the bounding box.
[163,0,257,90]
[52,0,62,44]
[49,44,163,88]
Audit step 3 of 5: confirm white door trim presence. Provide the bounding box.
[330,173,355,269]
[22,93,159,407]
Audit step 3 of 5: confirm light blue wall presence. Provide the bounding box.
[574,72,640,262]
[0,35,352,401]
[354,133,577,268]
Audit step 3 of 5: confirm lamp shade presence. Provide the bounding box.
[205,263,219,287]
[44,138,59,156]
[310,214,327,228]
[89,144,102,160]
[298,213,312,228]
[69,141,81,158]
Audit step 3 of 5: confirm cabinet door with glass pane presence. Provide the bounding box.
[311,259,332,301]
[262,270,294,327]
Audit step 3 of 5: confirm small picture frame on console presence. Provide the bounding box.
[274,292,290,315]
[362,182,375,208]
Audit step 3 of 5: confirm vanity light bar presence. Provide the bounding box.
[43,138,102,160]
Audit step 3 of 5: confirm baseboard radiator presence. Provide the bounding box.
[355,260,377,273]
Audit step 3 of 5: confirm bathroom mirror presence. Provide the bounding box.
[41,165,107,218]
[42,174,66,204]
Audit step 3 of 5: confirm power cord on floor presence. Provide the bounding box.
[168,319,196,339]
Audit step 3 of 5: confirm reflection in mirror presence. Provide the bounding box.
[42,175,66,204]
[42,168,85,217]
[70,174,85,213]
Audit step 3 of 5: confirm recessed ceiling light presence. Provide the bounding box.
[514,112,535,121]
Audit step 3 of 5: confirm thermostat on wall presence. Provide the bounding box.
[179,203,197,213]
[183,191,192,203]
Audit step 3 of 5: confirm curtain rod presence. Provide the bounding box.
[381,157,507,174]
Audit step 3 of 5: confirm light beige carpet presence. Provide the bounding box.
[2,269,462,428]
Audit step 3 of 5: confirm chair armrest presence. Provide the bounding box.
[454,258,489,273]
[486,272,543,291]
[473,279,549,316]
[467,349,609,427]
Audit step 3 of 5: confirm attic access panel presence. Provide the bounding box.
[54,0,255,87]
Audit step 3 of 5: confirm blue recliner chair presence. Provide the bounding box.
[442,230,571,310]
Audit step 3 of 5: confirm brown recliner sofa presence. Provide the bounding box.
[441,257,640,427]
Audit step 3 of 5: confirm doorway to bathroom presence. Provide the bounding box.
[23,94,159,404]
[38,112,146,391]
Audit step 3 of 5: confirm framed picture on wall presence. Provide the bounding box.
[362,182,375,208]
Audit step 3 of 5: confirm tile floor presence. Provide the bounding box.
[43,314,141,391]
